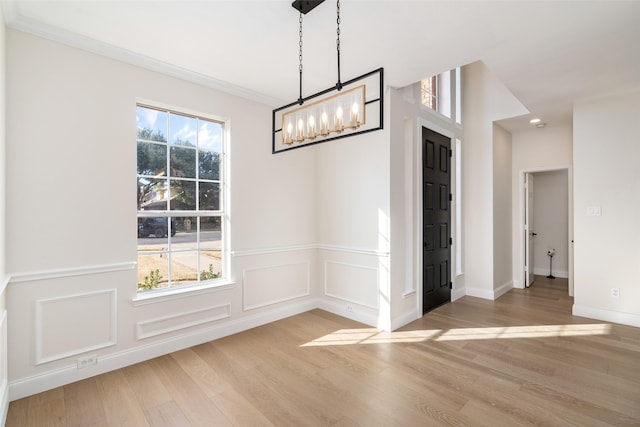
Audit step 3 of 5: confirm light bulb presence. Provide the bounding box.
[296,117,305,141]
[321,111,329,135]
[308,114,316,138]
[284,121,294,144]
[335,105,344,132]
[350,101,360,127]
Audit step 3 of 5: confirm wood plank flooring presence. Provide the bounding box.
[7,276,640,426]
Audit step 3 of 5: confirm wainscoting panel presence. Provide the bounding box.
[243,262,310,311]
[136,304,231,340]
[324,261,379,309]
[35,289,117,365]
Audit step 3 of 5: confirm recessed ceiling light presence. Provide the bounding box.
[529,118,541,124]
[535,123,547,128]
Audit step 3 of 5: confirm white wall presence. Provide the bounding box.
[462,61,527,299]
[493,124,512,293]
[532,170,569,277]
[315,91,391,329]
[386,81,464,330]
[0,5,9,424]
[573,88,640,327]
[511,125,573,289]
[5,29,318,399]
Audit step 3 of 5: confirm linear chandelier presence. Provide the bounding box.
[272,0,384,154]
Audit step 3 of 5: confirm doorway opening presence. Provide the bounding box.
[520,167,573,295]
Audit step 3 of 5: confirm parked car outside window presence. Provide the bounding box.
[138,217,177,238]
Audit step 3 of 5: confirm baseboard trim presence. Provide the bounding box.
[465,287,494,300]
[452,287,466,301]
[494,281,513,299]
[316,300,378,329]
[466,281,513,301]
[391,309,421,331]
[572,304,640,328]
[9,299,318,401]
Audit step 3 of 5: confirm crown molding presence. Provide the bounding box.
[2,5,283,107]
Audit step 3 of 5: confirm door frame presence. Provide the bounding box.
[524,172,535,287]
[516,166,573,296]
[414,119,459,315]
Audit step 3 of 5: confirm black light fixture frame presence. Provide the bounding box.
[272,68,384,154]
[272,0,384,154]
[292,0,326,14]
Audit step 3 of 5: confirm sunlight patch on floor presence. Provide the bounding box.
[300,324,612,347]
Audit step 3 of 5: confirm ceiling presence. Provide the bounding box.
[3,0,640,132]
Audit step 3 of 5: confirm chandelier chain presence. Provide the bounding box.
[299,12,303,74]
[298,11,304,104]
[336,0,342,89]
[336,0,340,53]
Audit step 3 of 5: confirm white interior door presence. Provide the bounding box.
[524,173,535,286]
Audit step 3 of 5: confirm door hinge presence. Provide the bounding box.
[449,281,453,290]
[449,193,452,201]
[449,237,453,245]
[449,149,452,158]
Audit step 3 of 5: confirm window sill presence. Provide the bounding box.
[132,280,235,306]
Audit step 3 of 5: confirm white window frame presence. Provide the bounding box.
[135,102,230,296]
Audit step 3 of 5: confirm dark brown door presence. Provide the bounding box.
[422,127,451,314]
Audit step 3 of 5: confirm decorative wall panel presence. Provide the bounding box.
[136,304,231,340]
[243,262,310,310]
[324,261,378,309]
[35,289,116,365]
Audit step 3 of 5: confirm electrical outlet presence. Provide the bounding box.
[611,288,620,298]
[77,354,98,369]
[346,305,354,312]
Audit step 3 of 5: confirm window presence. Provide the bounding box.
[455,67,462,125]
[421,75,438,111]
[136,104,225,292]
[420,67,462,125]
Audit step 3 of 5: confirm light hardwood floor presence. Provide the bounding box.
[7,276,640,426]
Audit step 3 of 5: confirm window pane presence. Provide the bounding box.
[173,216,197,250]
[137,216,171,241]
[199,151,220,180]
[137,142,166,176]
[200,216,221,249]
[137,253,169,291]
[170,146,196,179]
[421,76,438,111]
[170,251,198,286]
[199,251,221,281]
[198,119,223,152]
[199,182,220,210]
[169,179,196,210]
[137,106,167,143]
[170,113,197,147]
[440,71,452,118]
[138,178,168,211]
[456,67,462,125]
